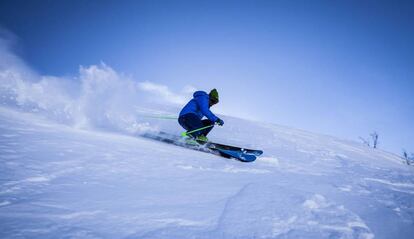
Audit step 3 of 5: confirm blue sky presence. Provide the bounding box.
[0,0,413,154]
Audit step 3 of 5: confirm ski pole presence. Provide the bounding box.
[181,124,215,137]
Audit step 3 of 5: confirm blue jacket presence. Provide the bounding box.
[179,91,218,122]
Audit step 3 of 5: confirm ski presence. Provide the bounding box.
[214,148,257,162]
[141,132,262,162]
[205,142,263,157]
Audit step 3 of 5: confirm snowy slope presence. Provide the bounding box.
[1,106,413,239]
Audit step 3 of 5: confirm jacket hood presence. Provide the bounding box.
[193,91,208,98]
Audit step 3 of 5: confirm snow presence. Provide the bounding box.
[0,106,413,239]
[0,59,413,238]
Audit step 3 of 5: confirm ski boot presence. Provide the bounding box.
[195,135,209,144]
[183,133,200,146]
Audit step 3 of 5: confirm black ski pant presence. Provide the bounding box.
[178,113,214,137]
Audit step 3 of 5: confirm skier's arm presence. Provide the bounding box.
[197,95,218,122]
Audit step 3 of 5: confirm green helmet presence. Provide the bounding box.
[209,89,219,103]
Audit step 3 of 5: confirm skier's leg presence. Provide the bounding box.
[178,114,203,137]
[178,115,190,130]
[201,119,214,136]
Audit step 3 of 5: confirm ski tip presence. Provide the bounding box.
[217,149,257,162]
[240,155,257,162]
[254,150,264,156]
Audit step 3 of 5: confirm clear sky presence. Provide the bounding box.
[0,0,413,154]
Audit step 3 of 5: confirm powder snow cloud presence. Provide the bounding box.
[0,34,194,134]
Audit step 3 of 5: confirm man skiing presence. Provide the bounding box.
[178,89,224,142]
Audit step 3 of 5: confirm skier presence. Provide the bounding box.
[178,89,224,142]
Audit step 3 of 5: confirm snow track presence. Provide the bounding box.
[0,107,413,238]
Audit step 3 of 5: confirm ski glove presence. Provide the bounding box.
[216,118,224,126]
